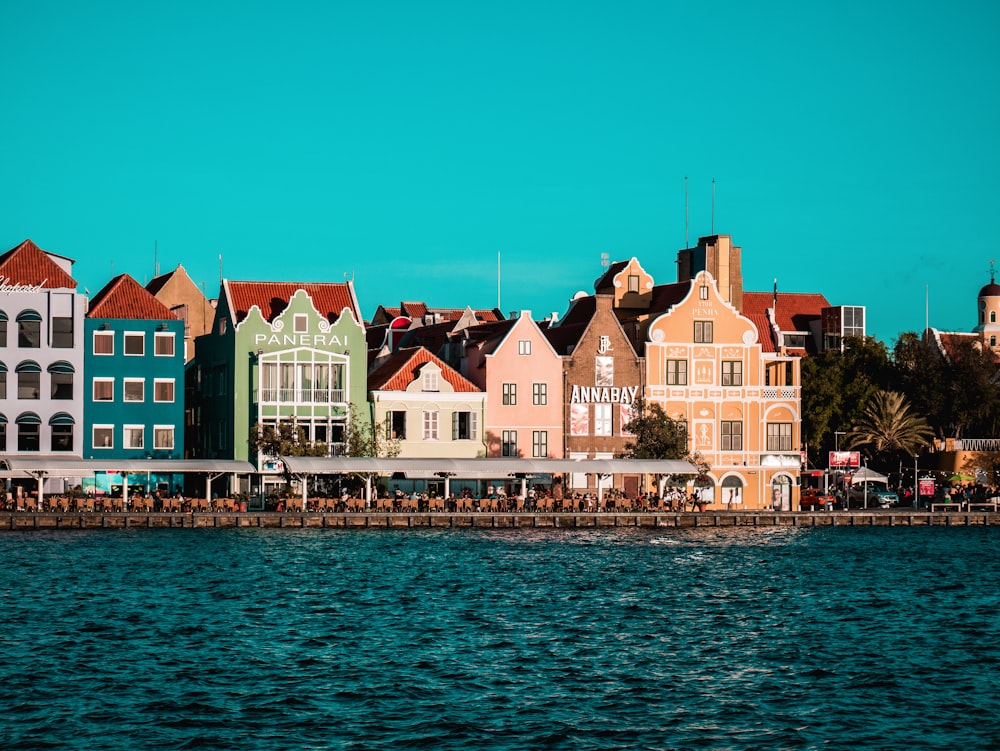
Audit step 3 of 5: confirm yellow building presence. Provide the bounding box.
[645,269,801,510]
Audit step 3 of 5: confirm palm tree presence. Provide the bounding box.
[844,390,934,459]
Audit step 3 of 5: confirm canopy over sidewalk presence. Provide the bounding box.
[0,458,257,508]
[280,456,700,509]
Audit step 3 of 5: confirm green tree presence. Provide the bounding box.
[248,421,329,459]
[843,390,934,465]
[619,397,689,460]
[894,333,1000,439]
[345,411,400,458]
[801,335,894,466]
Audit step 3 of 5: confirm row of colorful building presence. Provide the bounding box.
[0,235,869,508]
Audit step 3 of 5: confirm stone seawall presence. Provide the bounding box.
[1,510,997,530]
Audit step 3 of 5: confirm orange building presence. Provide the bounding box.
[645,269,801,509]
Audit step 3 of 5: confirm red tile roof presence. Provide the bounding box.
[0,239,77,289]
[931,330,990,363]
[225,281,359,324]
[88,274,178,320]
[368,347,481,392]
[745,313,776,353]
[742,291,831,333]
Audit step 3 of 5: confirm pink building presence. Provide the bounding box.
[460,311,564,458]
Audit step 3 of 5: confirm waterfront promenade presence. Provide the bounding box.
[2,509,998,530]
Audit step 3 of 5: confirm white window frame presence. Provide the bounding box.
[422,370,439,392]
[594,403,612,436]
[518,339,531,355]
[92,378,114,402]
[92,425,114,449]
[124,331,145,356]
[422,410,439,440]
[123,378,145,402]
[153,379,175,403]
[93,330,114,356]
[153,424,175,450]
[123,424,144,450]
[154,332,175,357]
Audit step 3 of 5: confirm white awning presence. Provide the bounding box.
[0,458,257,475]
[279,456,698,477]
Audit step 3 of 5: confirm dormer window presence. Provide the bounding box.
[422,369,439,392]
[699,285,709,300]
[628,275,640,293]
[294,314,308,333]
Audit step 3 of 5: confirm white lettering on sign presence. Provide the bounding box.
[597,335,612,354]
[254,333,345,348]
[570,384,639,404]
[690,307,717,316]
[0,276,47,294]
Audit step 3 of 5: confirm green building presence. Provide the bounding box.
[190,280,368,497]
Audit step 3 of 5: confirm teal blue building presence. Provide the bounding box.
[83,274,186,496]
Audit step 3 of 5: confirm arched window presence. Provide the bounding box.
[771,475,793,511]
[0,361,6,399]
[15,360,40,399]
[0,311,7,347]
[15,411,41,452]
[47,361,74,400]
[49,412,74,452]
[0,413,6,451]
[721,476,744,507]
[15,310,41,348]
[992,311,996,324]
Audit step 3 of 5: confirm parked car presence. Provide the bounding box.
[800,489,835,511]
[847,485,899,508]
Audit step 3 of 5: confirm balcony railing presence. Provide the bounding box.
[256,388,347,404]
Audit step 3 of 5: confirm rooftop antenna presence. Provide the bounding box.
[497,250,501,310]
[601,252,610,270]
[991,259,996,284]
[711,178,716,234]
[684,175,689,248]
[154,240,159,278]
[219,253,223,285]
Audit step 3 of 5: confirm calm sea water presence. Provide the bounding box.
[1,525,998,751]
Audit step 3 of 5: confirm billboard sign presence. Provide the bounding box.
[829,451,861,469]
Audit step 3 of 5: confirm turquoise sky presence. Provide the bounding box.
[3,1,998,343]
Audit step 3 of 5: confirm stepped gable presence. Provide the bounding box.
[368,346,480,392]
[87,274,177,320]
[0,239,77,288]
[226,281,357,324]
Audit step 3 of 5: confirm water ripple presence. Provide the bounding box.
[1,526,1000,749]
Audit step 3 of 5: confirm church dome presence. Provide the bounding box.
[979,283,1000,298]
